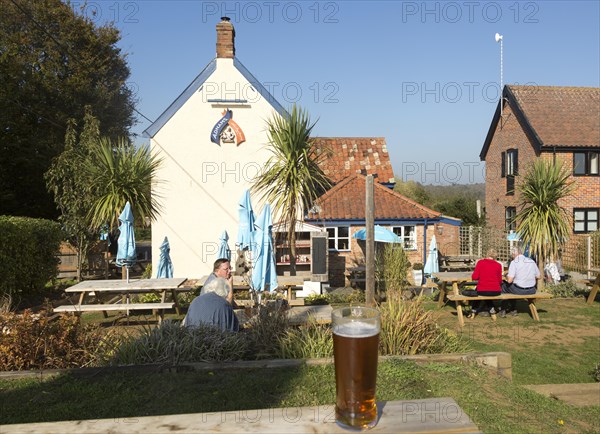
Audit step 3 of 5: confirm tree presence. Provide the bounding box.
[433,196,483,225]
[515,160,574,289]
[45,107,100,281]
[86,137,163,232]
[252,105,331,275]
[0,0,135,218]
[393,179,430,205]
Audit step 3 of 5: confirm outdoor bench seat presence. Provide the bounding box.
[54,302,175,322]
[446,293,552,326]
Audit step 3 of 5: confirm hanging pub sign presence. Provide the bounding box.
[210,109,246,146]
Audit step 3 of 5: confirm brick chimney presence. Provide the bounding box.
[216,17,235,59]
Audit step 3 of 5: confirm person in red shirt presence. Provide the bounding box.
[467,248,503,318]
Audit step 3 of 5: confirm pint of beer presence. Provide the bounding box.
[332,307,380,430]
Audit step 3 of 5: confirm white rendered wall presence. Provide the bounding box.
[150,58,280,278]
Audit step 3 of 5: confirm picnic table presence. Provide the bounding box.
[433,271,475,308]
[584,273,600,304]
[53,278,190,322]
[198,275,307,301]
[433,272,551,327]
[0,398,479,433]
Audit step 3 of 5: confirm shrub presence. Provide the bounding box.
[0,310,107,370]
[0,216,63,307]
[105,321,249,366]
[277,319,333,359]
[141,264,152,279]
[545,280,588,298]
[593,363,600,382]
[376,243,411,296]
[304,294,329,305]
[244,302,290,359]
[378,291,468,355]
[327,289,365,305]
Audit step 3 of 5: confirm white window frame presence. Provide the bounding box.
[326,226,351,251]
[574,208,599,233]
[391,226,417,250]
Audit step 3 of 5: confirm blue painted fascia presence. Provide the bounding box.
[233,58,288,117]
[304,218,441,226]
[438,216,463,226]
[143,59,217,138]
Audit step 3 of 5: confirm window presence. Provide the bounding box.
[392,226,417,250]
[574,208,599,233]
[327,226,350,251]
[501,149,518,194]
[573,152,599,176]
[505,207,517,232]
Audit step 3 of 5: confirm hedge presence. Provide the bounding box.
[0,216,63,304]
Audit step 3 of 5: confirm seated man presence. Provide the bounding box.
[183,277,239,332]
[201,258,234,304]
[501,246,540,317]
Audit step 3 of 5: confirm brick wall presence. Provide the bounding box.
[327,223,459,287]
[484,104,600,234]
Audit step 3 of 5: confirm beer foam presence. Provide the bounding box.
[334,321,378,338]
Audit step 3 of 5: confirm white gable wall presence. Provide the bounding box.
[151,58,280,278]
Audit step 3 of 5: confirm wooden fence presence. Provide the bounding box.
[57,241,110,279]
[459,226,600,272]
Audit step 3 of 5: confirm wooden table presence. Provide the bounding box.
[0,398,480,433]
[585,274,600,304]
[54,278,189,321]
[199,275,307,301]
[433,272,475,308]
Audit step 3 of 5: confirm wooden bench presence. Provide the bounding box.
[585,274,600,304]
[54,302,175,322]
[446,293,552,327]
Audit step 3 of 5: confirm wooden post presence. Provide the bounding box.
[587,236,592,279]
[365,175,375,307]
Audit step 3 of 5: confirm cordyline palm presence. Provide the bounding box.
[515,160,574,288]
[252,105,331,275]
[86,137,163,231]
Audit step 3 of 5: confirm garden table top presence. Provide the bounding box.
[0,397,480,433]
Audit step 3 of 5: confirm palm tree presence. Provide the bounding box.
[86,137,163,231]
[515,159,574,289]
[252,105,331,275]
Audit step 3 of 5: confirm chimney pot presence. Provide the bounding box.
[216,17,235,59]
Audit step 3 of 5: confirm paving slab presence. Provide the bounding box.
[524,383,600,406]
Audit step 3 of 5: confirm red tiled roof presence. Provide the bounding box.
[481,86,600,159]
[508,85,600,148]
[307,175,441,221]
[313,137,395,184]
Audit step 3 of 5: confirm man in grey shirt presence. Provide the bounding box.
[183,277,239,332]
[501,246,540,317]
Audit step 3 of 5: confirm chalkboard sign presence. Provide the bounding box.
[311,233,328,280]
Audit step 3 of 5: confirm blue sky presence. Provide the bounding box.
[76,1,600,184]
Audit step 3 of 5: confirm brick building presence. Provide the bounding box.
[305,138,461,286]
[480,85,600,235]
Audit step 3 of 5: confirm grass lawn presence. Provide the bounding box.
[429,297,600,385]
[0,297,598,433]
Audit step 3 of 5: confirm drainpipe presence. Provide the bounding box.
[422,219,428,284]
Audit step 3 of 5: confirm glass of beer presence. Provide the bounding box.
[332,306,380,430]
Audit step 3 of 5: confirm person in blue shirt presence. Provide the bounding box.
[501,246,540,317]
[183,277,239,332]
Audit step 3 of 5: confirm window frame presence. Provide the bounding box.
[505,206,517,232]
[326,226,351,252]
[391,225,417,251]
[573,208,599,233]
[502,149,518,194]
[573,151,599,176]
